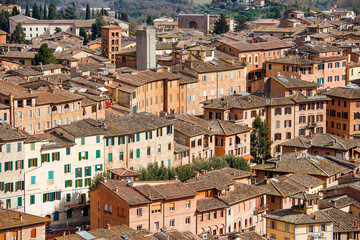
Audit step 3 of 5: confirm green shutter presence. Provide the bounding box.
[21,160,24,169]
[42,154,45,163]
[15,161,18,170]
[89,166,92,176]
[157,129,159,137]
[118,136,121,145]
[108,153,113,162]
[106,138,109,146]
[136,133,140,141]
[10,162,13,170]
[79,152,81,161]
[85,151,88,160]
[58,152,60,161]
[128,135,131,143]
[35,158,38,167]
[15,182,18,191]
[43,194,46,202]
[70,180,72,187]
[150,131,153,139]
[111,137,115,145]
[100,164,103,171]
[136,149,140,158]
[52,152,55,161]
[160,128,163,136]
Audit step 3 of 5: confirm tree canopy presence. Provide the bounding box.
[11,23,25,44]
[34,43,57,65]
[86,4,91,20]
[213,13,229,35]
[250,116,271,164]
[48,3,57,20]
[63,2,78,19]
[32,3,40,19]
[79,27,89,45]
[139,155,251,181]
[89,171,110,191]
[91,15,106,40]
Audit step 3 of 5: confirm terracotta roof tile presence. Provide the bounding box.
[0,208,50,230]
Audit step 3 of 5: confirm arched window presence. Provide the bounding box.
[249,217,252,225]
[31,228,36,238]
[64,104,69,112]
[245,219,248,226]
[52,106,57,113]
[248,55,252,64]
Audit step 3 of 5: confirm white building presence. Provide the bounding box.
[9,15,95,40]
[0,120,106,230]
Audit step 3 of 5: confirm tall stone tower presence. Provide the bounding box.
[136,26,156,71]
[101,25,122,63]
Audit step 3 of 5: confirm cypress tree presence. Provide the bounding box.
[25,5,30,16]
[213,13,230,35]
[32,3,40,19]
[48,3,57,20]
[85,4,91,20]
[39,5,43,19]
[43,4,47,20]
[11,23,26,44]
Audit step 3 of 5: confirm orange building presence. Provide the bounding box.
[218,36,294,83]
[184,168,268,235]
[0,30,6,44]
[90,179,197,233]
[101,25,122,63]
[324,84,360,138]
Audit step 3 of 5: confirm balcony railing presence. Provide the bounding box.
[254,204,268,214]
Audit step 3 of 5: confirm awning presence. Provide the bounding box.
[243,154,253,160]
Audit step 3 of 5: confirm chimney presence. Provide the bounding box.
[338,222,341,227]
[115,187,119,192]
[107,223,111,230]
[28,88,33,94]
[354,221,357,227]
[314,213,318,220]
[76,227,81,232]
[174,175,178,180]
[103,177,108,183]
[19,212,23,221]
[195,171,200,180]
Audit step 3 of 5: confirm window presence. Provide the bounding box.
[137,208,142,216]
[52,152,60,161]
[308,225,315,233]
[285,223,289,232]
[96,150,101,158]
[28,158,37,168]
[76,168,82,178]
[170,203,175,211]
[41,153,50,163]
[185,200,190,209]
[5,161,13,171]
[63,178,72,188]
[328,63,333,69]
[276,121,280,129]
[75,179,83,188]
[275,108,282,116]
[48,171,54,180]
[185,217,190,225]
[81,138,85,145]
[78,151,88,160]
[270,221,277,229]
[96,136,100,143]
[15,160,24,170]
[321,224,327,232]
[152,204,161,214]
[67,209,72,219]
[169,219,175,227]
[274,133,281,141]
[85,166,91,177]
[95,164,103,172]
[64,164,71,173]
[154,222,159,230]
[17,143,22,152]
[30,195,35,205]
[43,191,61,202]
[31,176,36,184]
[66,147,71,155]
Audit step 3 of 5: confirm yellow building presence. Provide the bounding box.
[265,196,333,240]
[348,62,360,83]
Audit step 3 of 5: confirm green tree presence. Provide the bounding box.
[32,3,40,19]
[25,5,30,16]
[39,5,43,19]
[120,12,129,22]
[91,14,106,40]
[79,27,89,45]
[11,7,19,16]
[85,4,91,20]
[91,9,95,19]
[213,13,229,35]
[0,10,10,32]
[54,27,62,33]
[234,16,248,32]
[34,43,57,65]
[250,116,271,164]
[43,4,47,20]
[89,171,110,191]
[63,2,77,19]
[48,3,57,20]
[10,23,25,44]
[146,15,154,25]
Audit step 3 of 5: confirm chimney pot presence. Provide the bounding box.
[104,177,108,183]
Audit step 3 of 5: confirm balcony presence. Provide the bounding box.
[254,204,268,214]
[307,122,317,128]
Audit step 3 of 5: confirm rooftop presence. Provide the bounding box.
[0,208,50,231]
